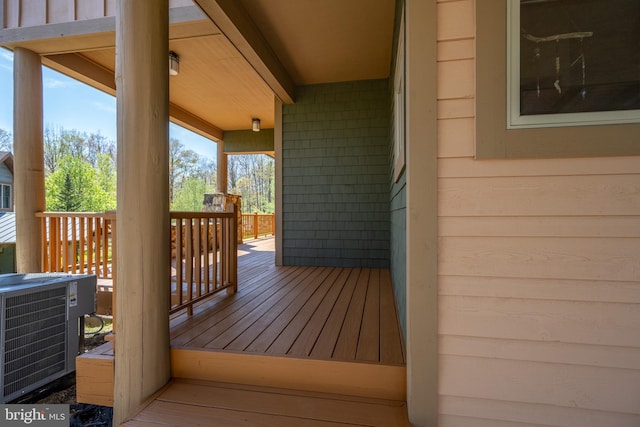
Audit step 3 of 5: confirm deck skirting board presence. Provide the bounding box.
[171,348,406,401]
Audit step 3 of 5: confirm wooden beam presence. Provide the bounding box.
[194,0,295,104]
[42,53,224,144]
[43,53,117,95]
[170,103,223,142]
[114,1,171,424]
[0,5,208,52]
[0,17,116,49]
[13,47,45,273]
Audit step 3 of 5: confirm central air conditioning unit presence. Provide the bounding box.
[0,273,96,402]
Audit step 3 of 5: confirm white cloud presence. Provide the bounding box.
[91,101,116,115]
[0,50,12,72]
[43,77,74,89]
[0,50,13,63]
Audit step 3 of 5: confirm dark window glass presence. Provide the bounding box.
[520,0,640,115]
[2,185,10,209]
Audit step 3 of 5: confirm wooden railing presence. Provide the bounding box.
[241,213,275,240]
[171,208,238,315]
[37,207,238,319]
[36,211,116,280]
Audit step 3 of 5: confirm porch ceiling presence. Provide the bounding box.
[2,0,395,143]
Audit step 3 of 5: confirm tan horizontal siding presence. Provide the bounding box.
[436,0,640,425]
[441,335,640,371]
[440,216,640,238]
[439,175,640,216]
[440,275,640,304]
[439,236,639,281]
[441,355,640,415]
[440,295,640,347]
[440,396,640,427]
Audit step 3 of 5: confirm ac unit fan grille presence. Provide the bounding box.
[3,288,67,399]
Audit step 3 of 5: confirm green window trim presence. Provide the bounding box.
[476,1,640,159]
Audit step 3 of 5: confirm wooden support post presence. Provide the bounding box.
[114,1,171,424]
[271,213,276,236]
[216,141,228,194]
[13,48,45,273]
[254,212,259,239]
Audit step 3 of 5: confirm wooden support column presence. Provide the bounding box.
[216,140,228,194]
[13,48,45,273]
[114,1,170,424]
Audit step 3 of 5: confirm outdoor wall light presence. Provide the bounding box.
[252,118,261,132]
[169,51,180,76]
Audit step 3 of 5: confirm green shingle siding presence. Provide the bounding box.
[282,80,390,268]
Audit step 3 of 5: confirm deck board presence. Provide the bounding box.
[332,268,370,361]
[266,267,342,355]
[357,269,380,362]
[170,237,405,365]
[122,379,410,427]
[286,268,351,357]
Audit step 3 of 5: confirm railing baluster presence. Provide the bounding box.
[52,217,59,272]
[194,218,202,300]
[87,218,94,275]
[102,218,109,278]
[79,218,86,273]
[203,218,210,293]
[95,217,102,276]
[185,218,193,316]
[71,216,77,274]
[175,218,183,308]
[211,218,222,292]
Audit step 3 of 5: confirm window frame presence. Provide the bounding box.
[393,7,406,182]
[0,183,11,211]
[476,1,640,159]
[507,0,640,129]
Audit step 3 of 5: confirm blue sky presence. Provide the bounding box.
[0,48,216,159]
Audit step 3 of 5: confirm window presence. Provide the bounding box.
[508,0,640,129]
[393,9,405,182]
[476,1,640,158]
[0,185,10,210]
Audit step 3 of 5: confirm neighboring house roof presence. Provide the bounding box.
[0,152,13,175]
[0,212,15,244]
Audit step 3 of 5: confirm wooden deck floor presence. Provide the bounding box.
[78,237,407,419]
[169,238,405,366]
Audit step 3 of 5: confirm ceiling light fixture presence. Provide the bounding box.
[169,51,180,76]
[252,118,261,132]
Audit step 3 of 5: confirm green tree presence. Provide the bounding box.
[227,154,274,213]
[171,176,214,211]
[95,153,117,209]
[57,173,81,211]
[44,127,116,176]
[45,156,109,212]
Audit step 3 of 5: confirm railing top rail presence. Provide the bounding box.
[35,211,111,218]
[171,211,235,220]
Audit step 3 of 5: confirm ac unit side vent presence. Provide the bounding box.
[3,288,67,398]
